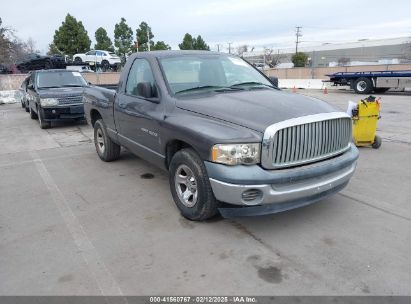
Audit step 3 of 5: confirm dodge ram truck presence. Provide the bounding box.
[83,51,359,221]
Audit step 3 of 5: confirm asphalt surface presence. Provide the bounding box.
[0,90,410,296]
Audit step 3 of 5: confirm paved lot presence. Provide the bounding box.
[0,91,410,296]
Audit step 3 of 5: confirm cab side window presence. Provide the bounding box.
[125,59,155,97]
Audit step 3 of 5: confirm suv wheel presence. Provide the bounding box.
[169,148,219,221]
[29,106,37,119]
[74,57,82,64]
[94,119,121,161]
[37,107,51,129]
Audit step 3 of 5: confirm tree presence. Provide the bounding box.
[194,35,210,50]
[0,18,12,64]
[236,45,248,57]
[179,33,195,50]
[24,38,38,54]
[114,17,133,62]
[47,43,62,55]
[337,57,351,67]
[136,22,154,52]
[0,18,32,65]
[179,33,210,50]
[152,41,171,51]
[291,52,308,67]
[95,27,114,51]
[53,14,91,56]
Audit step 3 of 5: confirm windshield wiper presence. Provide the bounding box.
[230,82,274,89]
[61,84,84,87]
[175,85,244,94]
[175,86,223,94]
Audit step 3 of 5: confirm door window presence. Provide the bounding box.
[125,59,155,97]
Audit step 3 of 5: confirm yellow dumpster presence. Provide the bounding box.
[352,96,381,149]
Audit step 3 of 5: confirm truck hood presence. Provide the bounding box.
[38,87,84,98]
[176,89,339,133]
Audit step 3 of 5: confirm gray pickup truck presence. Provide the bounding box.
[83,51,358,221]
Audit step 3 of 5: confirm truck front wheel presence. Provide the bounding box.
[354,77,373,94]
[94,119,121,161]
[169,148,219,221]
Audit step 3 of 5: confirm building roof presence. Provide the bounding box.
[243,36,411,57]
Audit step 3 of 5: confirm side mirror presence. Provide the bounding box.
[268,76,278,87]
[137,82,154,99]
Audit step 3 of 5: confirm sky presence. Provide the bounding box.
[2,0,411,54]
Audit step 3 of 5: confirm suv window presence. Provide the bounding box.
[125,59,155,97]
[86,51,96,56]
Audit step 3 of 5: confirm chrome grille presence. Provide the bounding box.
[262,113,352,169]
[57,95,82,105]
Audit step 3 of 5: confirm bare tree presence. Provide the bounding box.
[263,48,286,68]
[236,44,248,57]
[337,57,351,66]
[24,37,38,54]
[0,19,33,65]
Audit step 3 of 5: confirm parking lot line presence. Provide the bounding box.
[339,192,411,222]
[30,150,124,297]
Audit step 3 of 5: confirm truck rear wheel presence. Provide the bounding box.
[354,77,373,94]
[94,119,121,161]
[169,148,219,221]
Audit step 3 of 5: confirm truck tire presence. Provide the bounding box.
[29,106,37,119]
[74,57,82,64]
[354,77,373,94]
[37,107,51,129]
[94,119,121,161]
[169,148,219,221]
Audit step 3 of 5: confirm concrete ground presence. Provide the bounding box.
[0,91,410,296]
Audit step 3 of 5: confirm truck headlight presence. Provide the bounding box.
[40,98,58,107]
[211,143,260,165]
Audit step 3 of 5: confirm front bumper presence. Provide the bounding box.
[205,144,359,217]
[40,104,85,121]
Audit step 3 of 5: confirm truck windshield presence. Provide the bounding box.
[159,55,273,95]
[36,71,87,89]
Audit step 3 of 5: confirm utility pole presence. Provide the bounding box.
[295,26,302,54]
[147,31,151,51]
[228,42,232,54]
